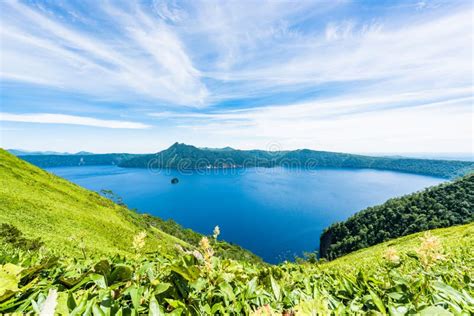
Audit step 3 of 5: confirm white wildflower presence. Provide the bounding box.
[213,225,220,239]
[40,289,58,316]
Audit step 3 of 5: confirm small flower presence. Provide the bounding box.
[199,237,214,272]
[213,225,220,239]
[417,232,445,268]
[132,231,147,253]
[199,236,210,250]
[192,250,204,261]
[384,247,400,264]
[251,304,273,316]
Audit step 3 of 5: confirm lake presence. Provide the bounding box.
[46,166,444,263]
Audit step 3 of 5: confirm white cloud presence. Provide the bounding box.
[0,0,207,106]
[186,4,472,107]
[0,1,472,153]
[149,88,473,152]
[0,113,150,129]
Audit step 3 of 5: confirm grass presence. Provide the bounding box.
[0,148,189,258]
[1,223,472,314]
[322,222,474,273]
[0,148,472,314]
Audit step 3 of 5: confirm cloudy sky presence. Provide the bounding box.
[0,0,472,154]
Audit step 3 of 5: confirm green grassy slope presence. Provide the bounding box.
[0,149,260,262]
[321,222,473,272]
[0,149,185,257]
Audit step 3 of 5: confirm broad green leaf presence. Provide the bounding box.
[148,296,163,316]
[419,306,452,316]
[0,264,22,301]
[129,286,142,310]
[92,303,106,316]
[154,283,171,295]
[369,290,386,315]
[219,281,235,302]
[110,265,133,282]
[270,275,281,302]
[89,274,107,289]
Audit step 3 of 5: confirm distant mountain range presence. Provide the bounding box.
[120,143,474,179]
[10,142,474,178]
[17,153,141,168]
[7,149,94,156]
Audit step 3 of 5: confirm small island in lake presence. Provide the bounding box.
[171,177,179,184]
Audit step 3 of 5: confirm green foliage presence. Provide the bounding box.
[320,174,474,259]
[141,215,261,263]
[0,223,472,314]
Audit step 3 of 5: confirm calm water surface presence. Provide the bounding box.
[46,166,444,263]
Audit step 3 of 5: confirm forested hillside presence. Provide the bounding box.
[120,143,473,178]
[15,143,474,178]
[19,153,142,168]
[320,174,474,259]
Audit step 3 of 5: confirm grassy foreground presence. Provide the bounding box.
[0,149,473,314]
[1,223,472,314]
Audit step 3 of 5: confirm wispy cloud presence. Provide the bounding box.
[0,113,149,129]
[0,0,472,153]
[149,86,473,152]
[0,0,207,106]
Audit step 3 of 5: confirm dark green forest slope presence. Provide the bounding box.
[121,143,473,178]
[19,153,142,168]
[320,174,474,259]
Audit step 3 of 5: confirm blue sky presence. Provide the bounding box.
[0,0,472,154]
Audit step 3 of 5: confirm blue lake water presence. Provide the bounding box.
[46,166,444,263]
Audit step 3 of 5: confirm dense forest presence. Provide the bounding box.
[320,173,474,259]
[19,153,141,167]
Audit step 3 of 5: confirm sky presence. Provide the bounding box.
[0,0,472,154]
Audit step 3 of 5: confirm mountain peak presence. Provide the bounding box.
[163,142,199,153]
